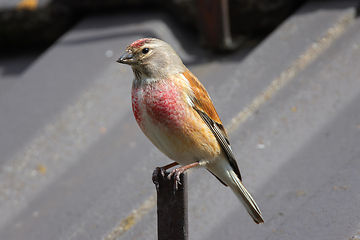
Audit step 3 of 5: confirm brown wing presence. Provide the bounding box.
[183,70,222,124]
[183,69,242,181]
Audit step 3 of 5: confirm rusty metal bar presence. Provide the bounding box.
[153,169,188,240]
[196,0,238,50]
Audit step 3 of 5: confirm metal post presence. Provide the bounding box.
[153,169,188,240]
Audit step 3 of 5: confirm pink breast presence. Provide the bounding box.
[132,81,186,130]
[131,87,142,125]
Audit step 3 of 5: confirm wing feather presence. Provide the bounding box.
[183,70,242,181]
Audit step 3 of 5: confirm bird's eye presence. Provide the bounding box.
[142,48,149,54]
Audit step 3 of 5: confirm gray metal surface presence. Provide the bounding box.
[0,1,360,239]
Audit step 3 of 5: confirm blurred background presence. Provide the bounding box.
[1,0,305,53]
[1,0,360,240]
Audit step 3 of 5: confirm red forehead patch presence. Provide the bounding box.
[130,38,150,48]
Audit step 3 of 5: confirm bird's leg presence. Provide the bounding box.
[152,162,179,191]
[168,162,200,191]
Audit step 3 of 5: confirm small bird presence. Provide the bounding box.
[117,38,264,224]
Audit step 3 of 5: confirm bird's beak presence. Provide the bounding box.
[117,51,134,64]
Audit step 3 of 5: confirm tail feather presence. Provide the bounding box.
[228,170,264,224]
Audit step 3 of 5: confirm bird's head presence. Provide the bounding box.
[117,38,185,80]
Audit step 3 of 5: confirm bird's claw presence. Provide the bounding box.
[152,167,166,192]
[167,168,183,193]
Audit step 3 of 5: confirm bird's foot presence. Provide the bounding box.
[152,167,166,192]
[167,168,184,191]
